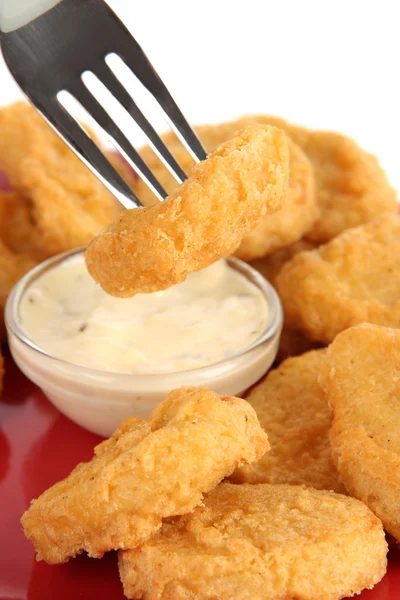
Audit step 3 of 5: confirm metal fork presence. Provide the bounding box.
[0,0,207,208]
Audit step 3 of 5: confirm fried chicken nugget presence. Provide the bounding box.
[231,350,344,492]
[0,103,121,256]
[320,324,400,541]
[235,139,317,260]
[21,387,268,564]
[119,482,387,600]
[276,214,400,344]
[0,191,47,261]
[85,125,289,297]
[237,115,398,243]
[135,123,318,260]
[0,239,38,339]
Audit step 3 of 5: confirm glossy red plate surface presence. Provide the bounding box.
[1,351,400,600]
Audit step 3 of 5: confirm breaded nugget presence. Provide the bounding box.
[135,123,318,259]
[0,239,38,339]
[141,115,397,244]
[235,139,317,260]
[21,387,268,564]
[235,115,398,242]
[94,416,144,455]
[0,102,121,256]
[231,350,344,492]
[119,482,387,600]
[0,191,47,261]
[321,324,400,541]
[85,125,289,297]
[276,214,400,344]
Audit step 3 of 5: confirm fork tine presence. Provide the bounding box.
[111,49,207,163]
[69,81,167,202]
[95,61,187,184]
[36,98,142,210]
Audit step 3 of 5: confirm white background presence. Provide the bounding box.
[0,0,399,191]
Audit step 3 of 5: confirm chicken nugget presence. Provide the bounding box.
[0,239,38,339]
[85,125,289,297]
[320,323,400,541]
[235,139,318,260]
[236,115,398,242]
[0,103,121,256]
[21,387,268,564]
[231,350,344,492]
[276,214,400,344]
[119,482,387,600]
[0,191,47,261]
[135,123,318,259]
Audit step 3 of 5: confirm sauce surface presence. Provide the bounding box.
[19,256,269,374]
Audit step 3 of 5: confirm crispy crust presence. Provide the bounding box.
[320,324,400,541]
[21,387,268,564]
[0,102,121,256]
[119,482,387,600]
[135,122,318,260]
[0,190,47,261]
[136,114,397,244]
[234,115,398,242]
[235,139,318,260]
[231,350,344,492]
[0,239,38,339]
[85,125,290,297]
[276,214,400,344]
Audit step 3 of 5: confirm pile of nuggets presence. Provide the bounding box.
[1,103,400,598]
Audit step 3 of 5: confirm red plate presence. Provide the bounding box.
[1,350,399,600]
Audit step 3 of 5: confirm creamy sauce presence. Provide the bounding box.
[19,256,269,374]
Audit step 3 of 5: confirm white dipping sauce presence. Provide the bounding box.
[19,255,268,374]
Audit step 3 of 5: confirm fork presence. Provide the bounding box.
[0,0,207,208]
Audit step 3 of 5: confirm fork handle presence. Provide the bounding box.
[0,0,61,33]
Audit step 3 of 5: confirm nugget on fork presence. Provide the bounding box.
[85,125,290,297]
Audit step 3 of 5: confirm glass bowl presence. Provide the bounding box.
[5,248,282,437]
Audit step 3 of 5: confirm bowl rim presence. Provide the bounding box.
[5,247,283,379]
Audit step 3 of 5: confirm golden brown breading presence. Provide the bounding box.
[234,115,398,243]
[135,123,318,259]
[119,482,387,600]
[0,102,121,256]
[137,114,397,244]
[235,139,318,260]
[276,214,400,344]
[85,125,290,297]
[0,191,47,261]
[94,416,144,455]
[0,239,38,339]
[21,387,268,564]
[320,324,400,541]
[231,350,344,492]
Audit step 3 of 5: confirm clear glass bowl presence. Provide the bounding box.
[5,248,282,437]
